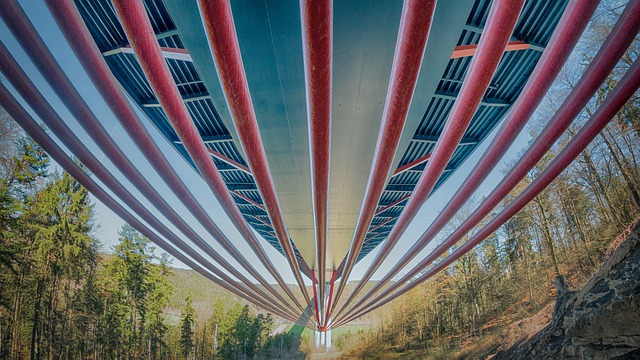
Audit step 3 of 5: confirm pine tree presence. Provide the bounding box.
[180,295,195,360]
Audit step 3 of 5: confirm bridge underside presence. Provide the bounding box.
[76,0,563,279]
[1,0,637,331]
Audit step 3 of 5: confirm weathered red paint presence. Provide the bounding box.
[451,40,529,59]
[301,0,333,326]
[334,0,525,321]
[339,0,636,323]
[0,50,297,321]
[196,0,313,309]
[329,0,438,319]
[342,56,640,323]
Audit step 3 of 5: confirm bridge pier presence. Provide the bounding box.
[314,328,332,350]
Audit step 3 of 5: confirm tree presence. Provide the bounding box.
[180,295,195,360]
[0,123,50,359]
[97,224,173,358]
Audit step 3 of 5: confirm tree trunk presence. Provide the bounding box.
[31,280,44,360]
[10,272,25,358]
[600,130,640,211]
[580,151,621,225]
[534,196,561,275]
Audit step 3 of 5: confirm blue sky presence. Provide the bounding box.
[0,0,537,285]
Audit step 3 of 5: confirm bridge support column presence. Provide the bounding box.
[314,329,332,350]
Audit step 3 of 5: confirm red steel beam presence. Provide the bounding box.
[374,194,411,216]
[44,0,300,315]
[301,0,333,327]
[322,270,337,330]
[0,71,297,323]
[118,45,192,62]
[0,0,297,317]
[368,217,395,233]
[208,148,252,175]
[328,0,438,319]
[341,57,640,323]
[197,0,314,309]
[249,214,274,229]
[108,0,306,311]
[338,0,636,323]
[392,153,431,177]
[232,191,266,211]
[0,85,299,322]
[333,0,525,321]
[451,40,529,59]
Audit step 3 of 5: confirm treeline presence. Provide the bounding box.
[0,113,289,359]
[187,296,303,359]
[339,3,639,358]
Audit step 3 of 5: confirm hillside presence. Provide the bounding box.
[490,219,640,359]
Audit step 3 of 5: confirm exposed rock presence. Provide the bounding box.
[492,220,640,360]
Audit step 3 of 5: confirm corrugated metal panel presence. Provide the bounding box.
[75,0,315,272]
[357,0,569,261]
[77,0,569,269]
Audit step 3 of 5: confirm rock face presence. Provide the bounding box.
[493,220,640,360]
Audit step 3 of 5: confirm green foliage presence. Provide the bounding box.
[338,2,640,357]
[211,302,276,359]
[0,114,284,359]
[180,295,195,359]
[98,224,173,358]
[0,121,103,359]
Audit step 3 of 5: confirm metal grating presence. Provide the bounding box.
[355,0,569,262]
[75,0,313,275]
[75,0,569,271]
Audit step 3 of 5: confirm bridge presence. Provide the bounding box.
[0,0,638,345]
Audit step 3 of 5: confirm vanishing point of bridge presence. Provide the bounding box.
[0,0,638,346]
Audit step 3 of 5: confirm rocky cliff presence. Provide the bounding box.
[492,219,640,359]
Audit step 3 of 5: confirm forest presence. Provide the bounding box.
[1,1,639,359]
[0,111,306,359]
[336,2,640,358]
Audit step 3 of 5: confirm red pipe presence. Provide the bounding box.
[301,0,333,326]
[1,1,298,318]
[342,57,640,322]
[0,78,297,322]
[335,0,599,321]
[43,0,302,315]
[323,270,337,329]
[340,0,640,323]
[310,271,322,328]
[110,0,308,311]
[334,0,525,320]
[195,0,313,308]
[329,0,438,318]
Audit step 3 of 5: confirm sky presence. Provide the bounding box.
[0,0,538,286]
